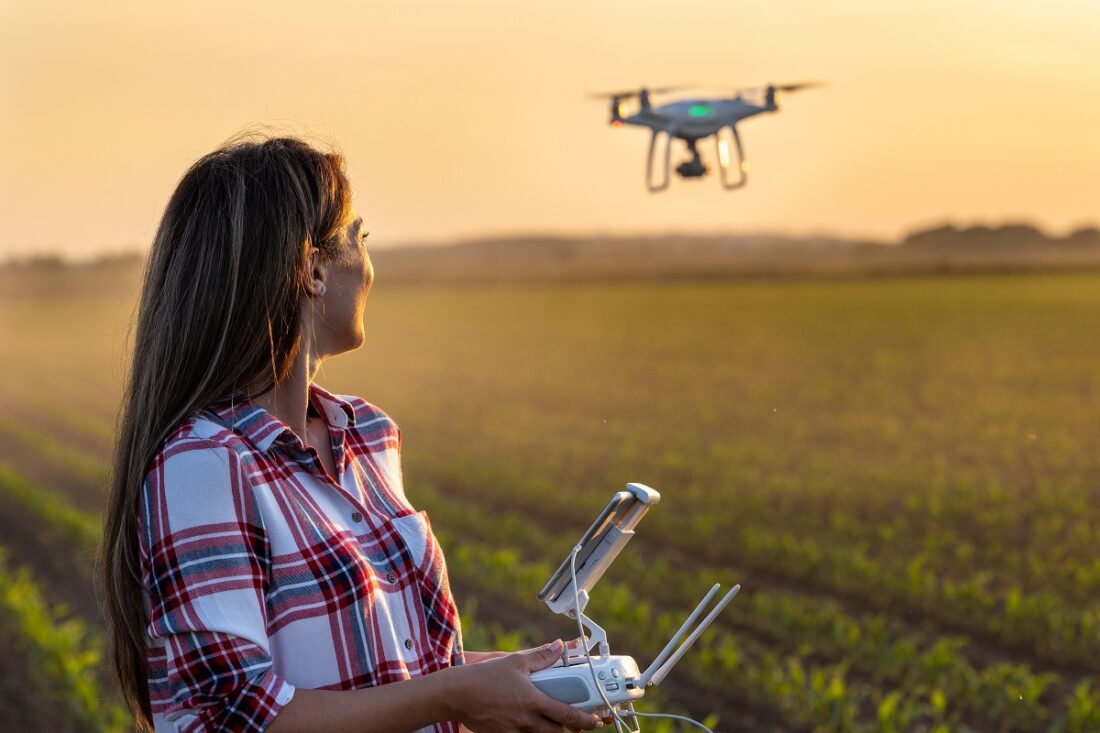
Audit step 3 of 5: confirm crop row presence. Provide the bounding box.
[0,462,100,551]
[2,387,1091,726]
[439,526,948,732]
[0,415,109,491]
[6,378,1096,700]
[411,455,1100,673]
[411,436,1100,610]
[435,524,1100,733]
[0,379,118,449]
[0,546,129,732]
[7,364,1098,617]
[414,480,1100,732]
[4,383,1095,726]
[0,462,128,731]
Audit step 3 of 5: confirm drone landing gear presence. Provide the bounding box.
[716,125,748,190]
[645,129,674,192]
[646,126,749,191]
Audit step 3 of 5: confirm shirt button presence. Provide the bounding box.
[351,512,363,522]
[404,639,414,650]
[386,572,397,583]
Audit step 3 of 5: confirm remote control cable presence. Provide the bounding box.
[567,546,716,733]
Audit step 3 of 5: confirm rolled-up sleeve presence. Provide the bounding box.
[140,438,295,732]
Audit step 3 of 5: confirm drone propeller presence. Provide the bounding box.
[771,81,825,93]
[649,85,693,95]
[587,85,692,100]
[726,81,825,98]
[587,89,640,100]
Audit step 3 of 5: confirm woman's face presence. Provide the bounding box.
[316,209,374,355]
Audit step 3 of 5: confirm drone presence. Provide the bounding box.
[530,484,739,733]
[592,83,822,192]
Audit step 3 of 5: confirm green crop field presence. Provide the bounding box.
[2,263,1100,731]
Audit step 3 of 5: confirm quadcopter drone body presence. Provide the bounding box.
[596,83,820,192]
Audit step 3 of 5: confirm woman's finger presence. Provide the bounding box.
[531,693,601,731]
[530,714,569,733]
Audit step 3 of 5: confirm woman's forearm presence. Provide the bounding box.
[266,665,462,733]
[265,641,601,733]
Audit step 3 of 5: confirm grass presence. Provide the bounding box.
[5,268,1100,730]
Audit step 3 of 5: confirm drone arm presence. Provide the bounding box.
[646,128,673,193]
[717,126,748,190]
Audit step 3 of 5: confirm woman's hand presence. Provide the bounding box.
[464,650,510,664]
[447,640,604,733]
[465,637,584,665]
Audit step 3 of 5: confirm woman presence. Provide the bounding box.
[100,135,602,733]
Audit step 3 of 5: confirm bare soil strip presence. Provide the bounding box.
[0,494,101,626]
[0,625,73,732]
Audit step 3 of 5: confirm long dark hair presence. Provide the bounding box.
[99,134,353,727]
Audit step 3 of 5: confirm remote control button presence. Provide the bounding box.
[612,668,620,678]
[604,682,620,692]
[597,671,606,680]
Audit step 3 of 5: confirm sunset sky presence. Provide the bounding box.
[2,0,1098,261]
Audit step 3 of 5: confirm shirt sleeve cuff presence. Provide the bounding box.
[273,677,296,707]
[259,670,297,730]
[169,667,297,733]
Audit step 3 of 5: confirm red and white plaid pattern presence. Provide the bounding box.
[139,383,464,732]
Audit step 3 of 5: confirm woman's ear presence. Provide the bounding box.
[305,246,328,297]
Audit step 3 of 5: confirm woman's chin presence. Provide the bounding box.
[347,327,366,352]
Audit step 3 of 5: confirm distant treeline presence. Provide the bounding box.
[5,222,1100,283]
[901,223,1100,249]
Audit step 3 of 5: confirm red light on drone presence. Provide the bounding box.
[611,120,623,128]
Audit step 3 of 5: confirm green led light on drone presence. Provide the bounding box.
[687,105,714,117]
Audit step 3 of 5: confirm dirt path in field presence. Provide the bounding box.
[449,576,799,733]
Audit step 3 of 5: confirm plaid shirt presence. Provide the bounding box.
[140,383,464,732]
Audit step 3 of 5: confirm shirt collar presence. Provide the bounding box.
[209,382,356,454]
[309,383,355,433]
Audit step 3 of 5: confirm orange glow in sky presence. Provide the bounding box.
[2,0,1099,260]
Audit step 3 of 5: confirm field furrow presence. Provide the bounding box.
[416,480,1100,731]
[7,268,1100,731]
[410,461,1100,676]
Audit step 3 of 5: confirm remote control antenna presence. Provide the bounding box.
[647,584,740,687]
[636,584,720,688]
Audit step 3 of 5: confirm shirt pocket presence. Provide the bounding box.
[390,510,432,571]
[388,509,463,665]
